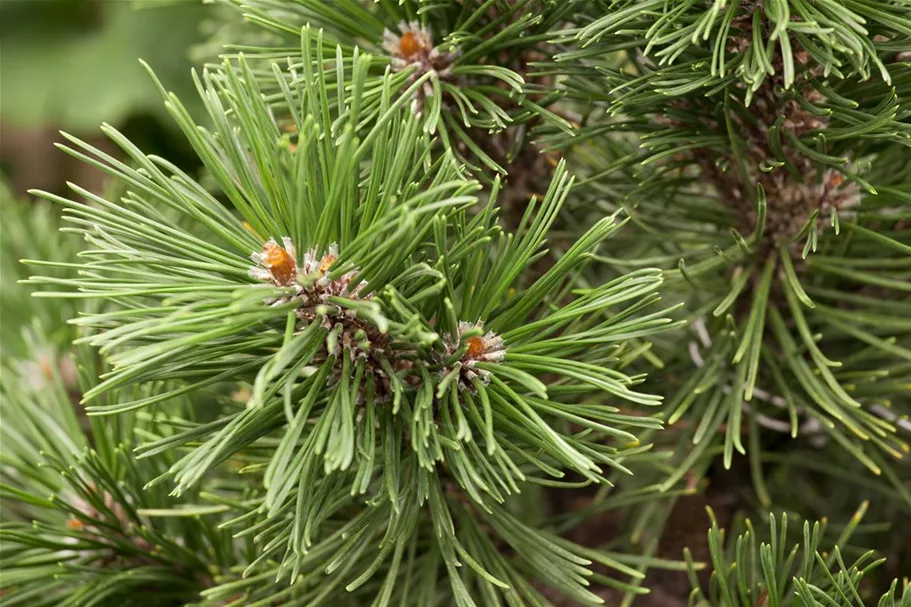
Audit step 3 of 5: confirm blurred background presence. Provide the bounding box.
[0,0,229,357]
[0,0,213,198]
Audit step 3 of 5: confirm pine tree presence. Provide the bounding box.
[1,1,909,606]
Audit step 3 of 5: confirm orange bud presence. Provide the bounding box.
[465,336,485,358]
[399,32,422,58]
[66,518,85,531]
[262,241,296,285]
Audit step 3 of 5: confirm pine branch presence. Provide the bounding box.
[686,503,911,606]
[0,337,241,607]
[210,0,578,184]
[20,35,682,604]
[556,0,911,480]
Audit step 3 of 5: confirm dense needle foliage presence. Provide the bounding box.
[1,1,908,606]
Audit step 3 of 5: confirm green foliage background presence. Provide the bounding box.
[0,0,206,130]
